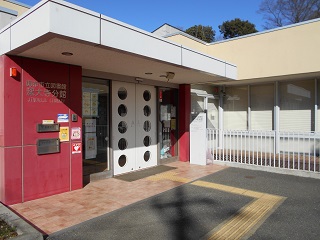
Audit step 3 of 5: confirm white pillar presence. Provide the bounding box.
[274,82,280,154]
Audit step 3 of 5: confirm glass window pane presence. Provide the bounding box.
[118,87,127,100]
[251,84,274,130]
[207,98,219,129]
[224,86,248,130]
[82,78,110,183]
[279,80,314,132]
[191,94,205,121]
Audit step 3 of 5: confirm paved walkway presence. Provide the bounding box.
[10,162,227,235]
[10,162,320,239]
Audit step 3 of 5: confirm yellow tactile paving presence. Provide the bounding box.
[192,180,286,240]
[147,170,190,183]
[242,190,265,199]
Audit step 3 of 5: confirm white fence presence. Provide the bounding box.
[206,129,320,172]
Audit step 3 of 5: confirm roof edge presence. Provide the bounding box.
[0,6,18,15]
[210,17,320,45]
[4,0,31,9]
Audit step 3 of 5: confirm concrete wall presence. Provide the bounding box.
[167,19,320,81]
[208,20,320,80]
[167,34,208,54]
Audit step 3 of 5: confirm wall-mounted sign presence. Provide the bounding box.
[37,138,60,155]
[37,123,60,133]
[190,113,207,166]
[57,114,69,123]
[71,127,81,140]
[42,120,54,124]
[59,127,69,142]
[72,143,81,154]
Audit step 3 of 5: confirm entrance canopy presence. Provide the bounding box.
[0,0,237,84]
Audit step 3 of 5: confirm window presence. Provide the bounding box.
[224,86,248,130]
[279,80,314,132]
[251,84,274,130]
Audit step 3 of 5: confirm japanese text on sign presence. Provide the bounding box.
[26,80,67,103]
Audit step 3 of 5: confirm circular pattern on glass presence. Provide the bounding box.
[143,136,151,147]
[143,105,151,117]
[143,90,151,101]
[118,155,127,167]
[118,121,128,134]
[118,138,128,150]
[118,104,127,117]
[144,151,151,162]
[143,121,151,132]
[118,87,127,100]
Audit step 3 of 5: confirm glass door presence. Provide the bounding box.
[82,78,109,184]
[159,88,178,160]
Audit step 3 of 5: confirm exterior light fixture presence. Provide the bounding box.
[135,77,144,83]
[61,52,73,56]
[166,72,175,82]
[166,72,175,79]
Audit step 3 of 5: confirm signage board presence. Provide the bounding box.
[190,113,207,165]
[37,123,60,133]
[59,127,69,142]
[37,138,60,155]
[72,143,81,154]
[57,114,69,123]
[71,127,81,140]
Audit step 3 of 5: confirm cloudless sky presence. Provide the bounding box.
[20,0,265,37]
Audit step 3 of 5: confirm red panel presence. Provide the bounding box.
[23,144,70,201]
[71,145,82,190]
[0,56,4,146]
[21,58,70,145]
[179,84,191,132]
[0,57,84,203]
[179,132,190,162]
[4,147,22,204]
[3,56,22,147]
[178,84,191,162]
[0,147,4,201]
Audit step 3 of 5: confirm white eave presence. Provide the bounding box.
[0,0,237,84]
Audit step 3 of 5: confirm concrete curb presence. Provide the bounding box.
[0,202,43,240]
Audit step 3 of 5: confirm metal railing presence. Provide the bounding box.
[206,129,320,172]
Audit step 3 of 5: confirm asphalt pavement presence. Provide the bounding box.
[47,167,320,240]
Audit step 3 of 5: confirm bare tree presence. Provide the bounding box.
[258,0,320,29]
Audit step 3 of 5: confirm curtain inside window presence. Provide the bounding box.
[251,84,274,130]
[279,81,314,132]
[224,86,248,130]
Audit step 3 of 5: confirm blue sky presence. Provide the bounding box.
[20,0,265,37]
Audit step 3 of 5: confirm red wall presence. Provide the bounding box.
[178,84,191,162]
[0,56,82,204]
[0,56,23,204]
